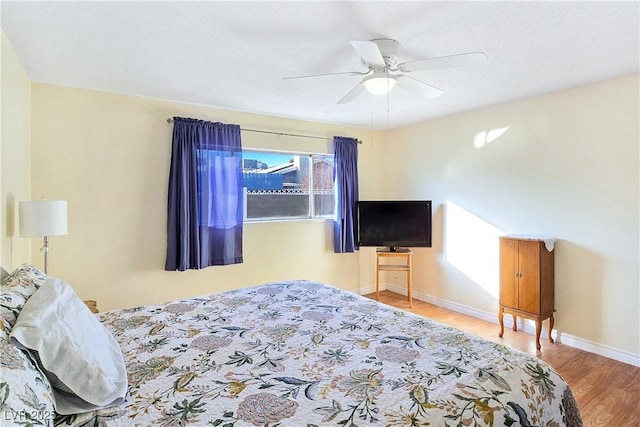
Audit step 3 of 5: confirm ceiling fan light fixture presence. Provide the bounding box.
[362,71,397,95]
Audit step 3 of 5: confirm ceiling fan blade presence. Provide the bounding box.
[396,75,444,99]
[337,83,366,104]
[350,40,386,67]
[283,71,362,80]
[399,52,487,72]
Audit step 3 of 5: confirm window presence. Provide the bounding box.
[242,149,335,221]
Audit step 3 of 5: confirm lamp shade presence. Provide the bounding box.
[19,200,68,237]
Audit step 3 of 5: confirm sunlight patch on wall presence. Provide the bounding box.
[445,201,504,298]
[473,126,511,148]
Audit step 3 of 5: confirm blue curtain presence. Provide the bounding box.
[165,117,243,270]
[333,136,359,253]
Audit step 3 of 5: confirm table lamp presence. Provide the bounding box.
[19,199,68,274]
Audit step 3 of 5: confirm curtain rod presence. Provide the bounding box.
[166,118,362,144]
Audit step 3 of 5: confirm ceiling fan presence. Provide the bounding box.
[284,38,487,104]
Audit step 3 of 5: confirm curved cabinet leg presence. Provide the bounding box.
[535,319,542,350]
[498,307,505,337]
[548,314,555,343]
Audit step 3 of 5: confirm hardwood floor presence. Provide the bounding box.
[364,290,640,427]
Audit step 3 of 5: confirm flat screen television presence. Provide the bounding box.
[357,200,432,252]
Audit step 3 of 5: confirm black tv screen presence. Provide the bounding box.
[357,200,432,251]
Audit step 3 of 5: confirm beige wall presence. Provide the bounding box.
[383,74,640,357]
[30,84,385,310]
[1,31,31,270]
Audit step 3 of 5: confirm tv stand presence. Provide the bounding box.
[375,250,412,308]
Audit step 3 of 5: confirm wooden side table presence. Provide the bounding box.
[83,300,99,314]
[375,250,413,308]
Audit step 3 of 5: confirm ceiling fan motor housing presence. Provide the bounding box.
[370,38,402,68]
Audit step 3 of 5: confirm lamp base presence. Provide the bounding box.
[40,235,50,275]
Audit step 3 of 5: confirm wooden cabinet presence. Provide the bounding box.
[498,236,554,350]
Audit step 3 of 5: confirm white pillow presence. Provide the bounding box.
[9,277,128,415]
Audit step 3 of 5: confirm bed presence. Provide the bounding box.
[1,264,582,426]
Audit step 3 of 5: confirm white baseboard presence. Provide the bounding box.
[366,283,640,367]
[358,285,378,296]
[555,333,640,367]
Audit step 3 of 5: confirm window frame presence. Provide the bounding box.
[242,147,335,223]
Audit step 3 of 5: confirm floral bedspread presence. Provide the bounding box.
[56,281,582,427]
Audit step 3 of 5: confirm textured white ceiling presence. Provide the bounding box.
[2,1,639,130]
